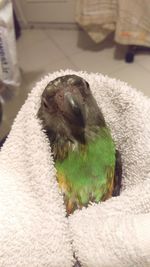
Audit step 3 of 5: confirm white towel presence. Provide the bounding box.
[0,70,150,267]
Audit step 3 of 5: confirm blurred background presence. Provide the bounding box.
[0,0,150,143]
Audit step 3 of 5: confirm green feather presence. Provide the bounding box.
[56,127,116,213]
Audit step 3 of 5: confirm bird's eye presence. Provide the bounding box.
[43,98,48,109]
[85,81,90,88]
[74,79,90,91]
[73,79,83,87]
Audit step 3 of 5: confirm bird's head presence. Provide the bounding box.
[38,74,105,143]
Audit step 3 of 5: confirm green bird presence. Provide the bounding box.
[38,74,122,215]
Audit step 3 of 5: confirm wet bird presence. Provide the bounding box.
[38,74,122,215]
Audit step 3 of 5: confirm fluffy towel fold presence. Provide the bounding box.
[0,70,150,267]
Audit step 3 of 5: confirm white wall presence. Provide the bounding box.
[13,0,76,27]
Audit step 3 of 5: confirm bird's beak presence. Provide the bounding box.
[64,92,85,127]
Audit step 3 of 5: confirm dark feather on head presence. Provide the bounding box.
[38,74,106,146]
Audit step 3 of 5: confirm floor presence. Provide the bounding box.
[0,28,150,140]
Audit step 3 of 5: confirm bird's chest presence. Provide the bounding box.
[54,135,116,214]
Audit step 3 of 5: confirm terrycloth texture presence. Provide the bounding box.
[76,0,150,46]
[0,70,150,267]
